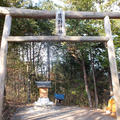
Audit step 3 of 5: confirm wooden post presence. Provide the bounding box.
[104,16,120,119]
[1,7,120,19]
[6,36,109,42]
[39,88,48,98]
[0,15,12,120]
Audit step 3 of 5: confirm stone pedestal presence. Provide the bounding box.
[34,98,54,106]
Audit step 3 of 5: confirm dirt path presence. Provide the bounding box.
[10,106,116,120]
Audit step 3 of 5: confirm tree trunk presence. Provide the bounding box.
[27,45,30,103]
[67,45,92,107]
[33,42,35,71]
[47,43,50,81]
[52,60,53,72]
[21,47,26,92]
[71,63,72,80]
[90,49,98,108]
[17,82,19,100]
[30,43,31,62]
[14,53,16,99]
[81,52,92,108]
[27,64,30,103]
[3,86,6,103]
[108,66,113,94]
[27,44,29,61]
[22,47,24,61]
[23,76,26,92]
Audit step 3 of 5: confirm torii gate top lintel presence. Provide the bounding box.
[0,7,120,19]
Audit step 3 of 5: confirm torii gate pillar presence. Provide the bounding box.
[0,15,12,120]
[104,16,120,119]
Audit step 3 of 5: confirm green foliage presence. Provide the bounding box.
[0,0,9,37]
[71,91,76,95]
[1,0,120,109]
[2,0,56,104]
[63,0,96,11]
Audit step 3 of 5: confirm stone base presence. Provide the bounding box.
[34,98,54,107]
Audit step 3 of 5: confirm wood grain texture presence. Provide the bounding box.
[0,15,12,120]
[104,16,120,120]
[6,36,109,42]
[0,7,120,19]
[39,88,48,98]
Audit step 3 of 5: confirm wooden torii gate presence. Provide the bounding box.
[0,7,120,120]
